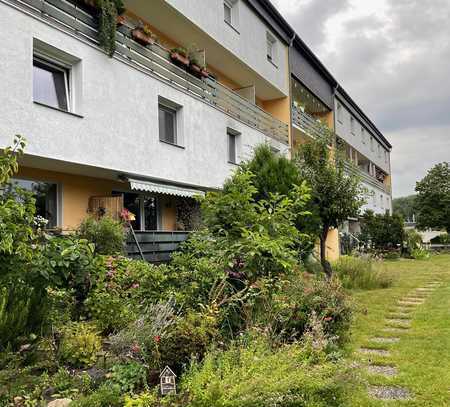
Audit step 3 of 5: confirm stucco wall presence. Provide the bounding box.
[334,99,391,174]
[0,3,288,192]
[361,182,392,215]
[164,0,289,95]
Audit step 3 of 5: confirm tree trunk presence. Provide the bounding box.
[320,228,333,278]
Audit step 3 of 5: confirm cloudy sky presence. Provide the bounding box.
[272,0,450,197]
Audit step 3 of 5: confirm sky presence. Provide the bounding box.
[271,0,450,198]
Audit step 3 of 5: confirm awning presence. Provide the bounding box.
[128,178,205,198]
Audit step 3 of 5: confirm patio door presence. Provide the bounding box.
[119,192,160,231]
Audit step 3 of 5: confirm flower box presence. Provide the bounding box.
[170,51,190,68]
[131,28,156,46]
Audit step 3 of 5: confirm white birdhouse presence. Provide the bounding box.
[160,366,177,395]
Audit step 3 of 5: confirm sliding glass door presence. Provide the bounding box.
[117,192,160,231]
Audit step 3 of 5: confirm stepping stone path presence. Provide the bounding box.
[367,364,398,377]
[363,280,442,401]
[368,386,412,400]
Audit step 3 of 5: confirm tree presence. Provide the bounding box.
[359,210,405,250]
[415,162,450,232]
[294,133,366,277]
[392,195,416,222]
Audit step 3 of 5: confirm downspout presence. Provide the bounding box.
[287,33,296,157]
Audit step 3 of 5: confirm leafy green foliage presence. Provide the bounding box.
[180,336,348,407]
[58,322,102,368]
[333,256,391,290]
[71,383,123,407]
[294,132,365,275]
[108,362,148,394]
[393,194,416,221]
[359,210,405,250]
[415,162,450,232]
[77,216,126,255]
[97,0,119,57]
[405,229,423,253]
[411,248,431,260]
[124,391,159,407]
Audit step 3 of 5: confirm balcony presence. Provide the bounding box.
[343,161,390,193]
[292,105,328,140]
[8,0,289,145]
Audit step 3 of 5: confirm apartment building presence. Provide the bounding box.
[0,0,391,260]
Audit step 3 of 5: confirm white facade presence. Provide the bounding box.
[0,2,287,191]
[334,98,392,215]
[163,0,289,96]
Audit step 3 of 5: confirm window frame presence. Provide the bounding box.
[350,116,355,135]
[33,54,71,112]
[337,102,343,124]
[266,31,278,66]
[224,0,239,31]
[227,128,240,165]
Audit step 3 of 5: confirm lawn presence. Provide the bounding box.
[344,253,450,406]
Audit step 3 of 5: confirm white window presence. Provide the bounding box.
[158,96,183,146]
[370,136,374,152]
[337,102,343,123]
[224,0,239,28]
[377,143,381,158]
[350,117,355,135]
[227,128,240,164]
[361,127,366,143]
[266,32,277,64]
[384,150,388,164]
[33,57,70,111]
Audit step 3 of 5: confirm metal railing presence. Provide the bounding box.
[292,106,328,140]
[126,231,190,263]
[5,0,289,145]
[343,161,390,193]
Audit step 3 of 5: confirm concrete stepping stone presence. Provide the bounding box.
[370,337,400,344]
[387,313,411,320]
[398,301,421,306]
[359,347,391,357]
[382,327,409,333]
[385,319,411,327]
[367,364,398,377]
[368,385,412,400]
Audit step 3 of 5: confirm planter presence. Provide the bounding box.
[82,0,98,8]
[200,68,209,79]
[170,52,190,68]
[131,28,155,46]
[189,63,202,78]
[116,15,127,27]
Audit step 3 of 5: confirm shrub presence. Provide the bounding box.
[159,311,219,373]
[108,301,176,364]
[124,391,159,407]
[360,210,405,250]
[58,322,102,368]
[333,256,392,290]
[77,216,126,256]
[71,383,123,407]
[108,361,148,394]
[180,336,347,407]
[411,248,431,260]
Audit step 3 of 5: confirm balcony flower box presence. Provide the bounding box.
[170,48,190,68]
[131,27,157,46]
[116,15,127,27]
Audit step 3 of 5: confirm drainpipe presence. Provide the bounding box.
[287,33,296,157]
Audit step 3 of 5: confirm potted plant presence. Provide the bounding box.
[170,47,190,68]
[189,57,202,77]
[131,24,158,46]
[116,14,127,27]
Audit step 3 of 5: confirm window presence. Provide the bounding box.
[377,144,381,158]
[350,117,355,134]
[227,128,240,164]
[33,56,70,111]
[384,150,388,164]
[337,102,343,123]
[370,136,374,152]
[380,194,384,209]
[224,0,238,28]
[11,178,59,228]
[266,32,277,64]
[361,127,366,143]
[159,104,177,145]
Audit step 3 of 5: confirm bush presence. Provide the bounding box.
[360,210,405,250]
[71,383,123,407]
[411,248,431,260]
[333,256,392,290]
[58,322,102,368]
[180,336,347,407]
[123,391,159,407]
[77,216,127,256]
[108,361,148,394]
[268,273,353,344]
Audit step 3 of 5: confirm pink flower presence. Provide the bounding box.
[131,283,140,289]
[154,335,161,343]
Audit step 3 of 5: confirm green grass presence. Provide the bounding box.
[344,254,450,406]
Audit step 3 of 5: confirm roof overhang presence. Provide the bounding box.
[129,178,205,198]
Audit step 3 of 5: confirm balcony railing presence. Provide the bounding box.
[292,106,328,140]
[5,0,289,145]
[343,161,390,193]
